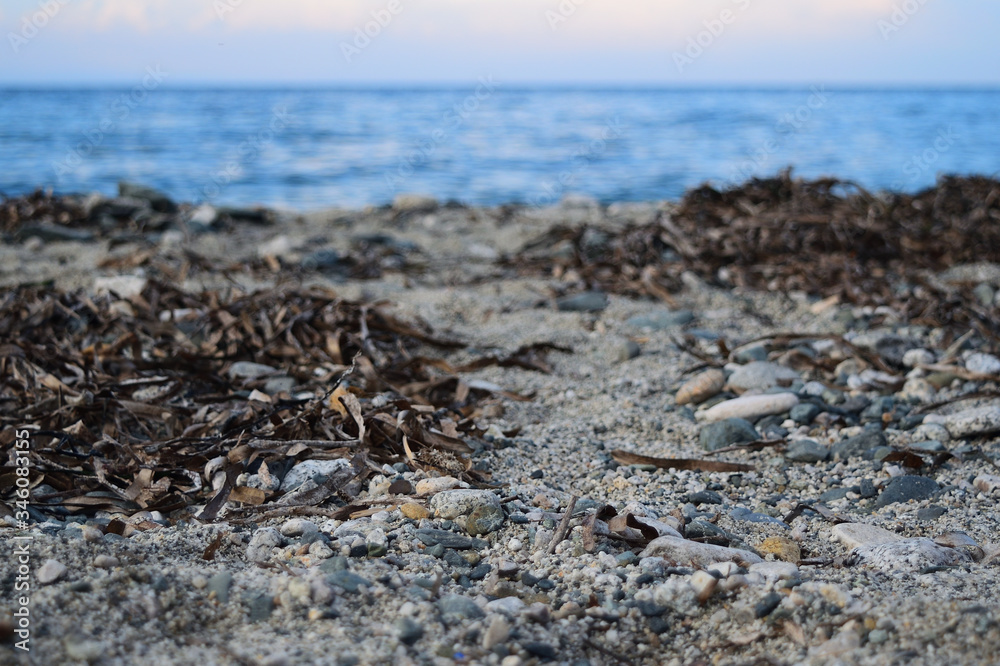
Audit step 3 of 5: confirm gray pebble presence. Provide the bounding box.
[208,571,233,603]
[626,309,694,330]
[784,439,829,463]
[395,616,424,645]
[699,418,759,452]
[874,475,941,509]
[832,430,886,461]
[727,361,800,392]
[327,570,371,594]
[556,291,608,312]
[437,594,485,624]
[246,527,283,563]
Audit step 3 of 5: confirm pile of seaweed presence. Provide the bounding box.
[0,283,559,522]
[510,172,1000,338]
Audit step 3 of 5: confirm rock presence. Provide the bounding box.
[610,339,641,363]
[789,403,821,424]
[698,393,799,423]
[925,406,1000,438]
[18,223,95,243]
[487,597,525,616]
[832,430,886,461]
[973,474,1000,493]
[846,537,972,572]
[874,335,921,368]
[675,369,725,406]
[399,503,431,520]
[784,439,829,463]
[327,570,371,593]
[729,507,787,527]
[874,475,941,509]
[831,523,905,550]
[93,555,119,569]
[626,309,694,330]
[119,181,177,212]
[698,418,759,451]
[912,422,951,442]
[63,634,105,662]
[395,617,424,645]
[758,537,800,563]
[481,615,511,650]
[899,378,936,403]
[392,193,438,213]
[556,291,608,312]
[94,275,148,299]
[749,561,799,581]
[301,249,346,272]
[909,440,945,453]
[429,489,501,519]
[415,476,461,494]
[917,506,947,521]
[437,595,485,625]
[689,570,717,602]
[640,535,763,567]
[280,519,319,537]
[965,353,1000,375]
[37,559,68,584]
[246,527,283,563]
[366,528,388,557]
[281,459,352,492]
[974,283,996,306]
[523,643,557,660]
[207,571,233,603]
[414,528,487,550]
[245,592,273,622]
[467,504,506,536]
[733,344,769,364]
[754,592,783,618]
[227,361,278,379]
[726,362,801,393]
[902,348,935,368]
[188,204,218,228]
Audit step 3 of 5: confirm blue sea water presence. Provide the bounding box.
[0,87,998,209]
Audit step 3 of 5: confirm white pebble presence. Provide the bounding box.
[37,559,68,584]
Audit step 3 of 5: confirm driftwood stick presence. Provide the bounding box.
[548,495,578,555]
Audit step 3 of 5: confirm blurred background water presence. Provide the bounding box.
[1,87,997,209]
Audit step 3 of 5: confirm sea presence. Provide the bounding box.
[1,87,998,209]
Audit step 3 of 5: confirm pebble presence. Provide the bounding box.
[625,309,694,330]
[965,352,1000,375]
[524,642,557,660]
[832,430,886,461]
[726,362,801,393]
[280,518,319,537]
[392,193,438,213]
[698,418,759,451]
[429,489,501,519]
[902,348,935,368]
[414,528,487,550]
[749,561,799,581]
[437,594,485,625]
[640,535,763,567]
[281,459,352,492]
[395,616,424,645]
[874,475,941,508]
[37,559,68,584]
[482,615,511,650]
[94,275,148,299]
[610,338,641,363]
[973,474,1000,493]
[93,555,119,569]
[246,527,283,563]
[366,528,388,557]
[675,368,725,406]
[466,504,506,535]
[925,406,1000,438]
[415,476,462,494]
[847,538,972,572]
[227,361,278,379]
[689,570,718,602]
[208,571,233,603]
[556,291,608,312]
[789,402,821,424]
[758,537,801,563]
[327,570,371,594]
[831,523,904,550]
[399,503,431,520]
[245,592,273,622]
[784,438,829,463]
[698,393,799,423]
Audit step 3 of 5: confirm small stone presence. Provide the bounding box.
[556,291,608,312]
[784,439,829,463]
[414,528,487,550]
[392,193,438,213]
[749,561,799,582]
[916,506,947,521]
[523,642,557,660]
[94,275,148,299]
[467,504,506,536]
[699,418,759,452]
[207,571,233,603]
[437,594,485,625]
[399,503,431,520]
[415,476,461,494]
[93,555,119,569]
[902,348,935,368]
[874,475,941,509]
[698,393,799,423]
[689,570,717,602]
[754,592,783,618]
[727,362,801,393]
[366,528,388,557]
[63,634,105,662]
[675,369,725,406]
[909,440,945,453]
[832,430,887,461]
[327,570,371,594]
[482,615,510,650]
[246,527,283,563]
[640,535,762,567]
[973,474,1000,493]
[280,519,319,537]
[965,353,1000,375]
[487,597,526,616]
[227,361,278,379]
[846,537,972,572]
[831,523,904,550]
[37,559,68,584]
[758,537,800,563]
[789,403,821,424]
[395,617,424,645]
[734,344,769,364]
[926,406,1000,438]
[611,339,641,363]
[429,489,501,519]
[626,309,694,330]
[281,459,352,492]
[687,490,723,505]
[245,592,273,622]
[899,378,936,403]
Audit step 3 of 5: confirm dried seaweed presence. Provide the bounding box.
[0,282,556,521]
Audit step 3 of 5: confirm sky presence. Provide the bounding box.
[1,0,998,86]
